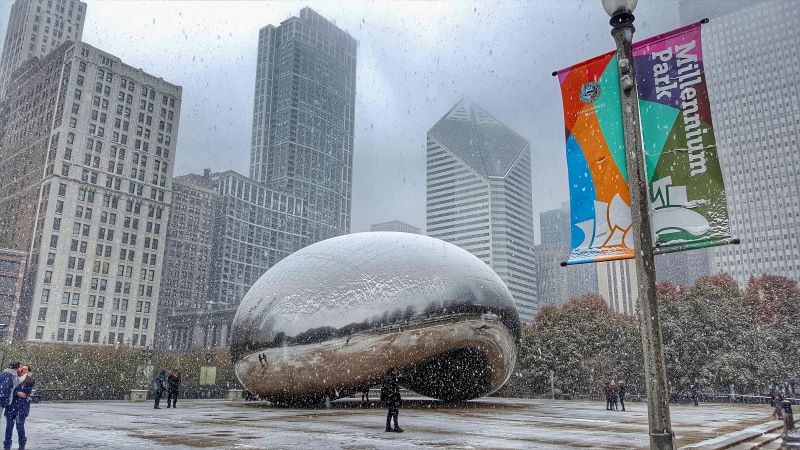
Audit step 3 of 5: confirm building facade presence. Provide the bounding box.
[426,100,538,321]
[597,259,638,316]
[161,306,236,351]
[534,203,598,308]
[206,171,307,308]
[679,1,800,286]
[0,0,86,99]
[249,7,357,243]
[0,41,181,345]
[370,220,421,234]
[0,249,26,343]
[158,171,217,312]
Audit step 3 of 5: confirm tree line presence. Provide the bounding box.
[503,274,800,398]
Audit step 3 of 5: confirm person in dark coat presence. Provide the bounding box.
[609,381,619,411]
[772,389,785,420]
[152,370,167,409]
[166,369,181,409]
[0,362,26,419]
[603,382,612,410]
[361,387,370,405]
[382,367,403,432]
[618,381,626,412]
[690,384,699,407]
[4,365,33,450]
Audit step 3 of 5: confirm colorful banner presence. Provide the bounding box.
[634,22,730,253]
[556,21,730,264]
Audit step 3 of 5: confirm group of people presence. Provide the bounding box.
[0,362,33,450]
[152,369,181,409]
[602,380,626,411]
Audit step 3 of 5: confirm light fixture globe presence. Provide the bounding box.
[230,232,521,404]
[602,0,638,16]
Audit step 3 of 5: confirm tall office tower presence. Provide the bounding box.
[426,100,538,321]
[155,170,307,350]
[535,202,598,307]
[597,259,638,316]
[207,171,308,308]
[0,0,86,99]
[679,1,800,286]
[249,7,357,243]
[0,42,181,345]
[158,172,217,312]
[370,220,421,234]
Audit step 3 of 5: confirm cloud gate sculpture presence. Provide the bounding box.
[230,232,520,404]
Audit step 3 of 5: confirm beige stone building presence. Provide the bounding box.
[0,41,181,345]
[0,0,86,99]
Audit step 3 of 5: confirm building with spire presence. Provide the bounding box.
[426,100,537,321]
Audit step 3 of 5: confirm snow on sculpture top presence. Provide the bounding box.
[230,232,521,403]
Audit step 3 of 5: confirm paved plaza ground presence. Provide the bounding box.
[21,397,784,449]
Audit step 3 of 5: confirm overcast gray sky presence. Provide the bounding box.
[2,0,693,238]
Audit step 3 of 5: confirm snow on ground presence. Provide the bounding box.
[21,397,781,449]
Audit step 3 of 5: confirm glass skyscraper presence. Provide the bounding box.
[250,7,357,243]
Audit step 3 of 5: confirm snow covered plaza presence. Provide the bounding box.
[26,397,783,449]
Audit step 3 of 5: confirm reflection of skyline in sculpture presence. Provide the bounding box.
[231,232,520,404]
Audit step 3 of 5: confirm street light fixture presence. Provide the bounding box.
[601,0,675,449]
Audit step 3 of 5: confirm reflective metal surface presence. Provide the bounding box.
[231,232,521,404]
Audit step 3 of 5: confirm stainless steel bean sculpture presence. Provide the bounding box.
[231,232,520,404]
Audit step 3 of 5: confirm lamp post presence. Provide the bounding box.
[601,0,674,448]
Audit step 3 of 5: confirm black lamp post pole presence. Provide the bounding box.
[608,8,675,450]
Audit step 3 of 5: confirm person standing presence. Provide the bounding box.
[603,382,612,410]
[0,363,26,415]
[152,370,167,409]
[690,384,699,407]
[361,387,370,405]
[166,369,181,409]
[4,365,33,450]
[609,381,619,411]
[381,368,403,432]
[618,381,626,412]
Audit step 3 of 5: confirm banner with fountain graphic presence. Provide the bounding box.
[556,21,730,265]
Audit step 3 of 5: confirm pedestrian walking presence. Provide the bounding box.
[152,370,167,409]
[3,365,33,450]
[381,367,403,432]
[618,381,626,412]
[690,384,699,407]
[166,369,181,409]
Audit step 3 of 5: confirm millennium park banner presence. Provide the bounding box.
[556,21,731,265]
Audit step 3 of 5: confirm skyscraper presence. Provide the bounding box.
[158,172,217,313]
[0,41,181,345]
[250,7,357,243]
[535,202,598,308]
[679,1,800,286]
[426,100,537,321]
[0,0,86,99]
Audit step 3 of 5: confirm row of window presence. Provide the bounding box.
[36,327,148,347]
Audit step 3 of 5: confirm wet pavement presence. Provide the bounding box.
[21,397,781,449]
